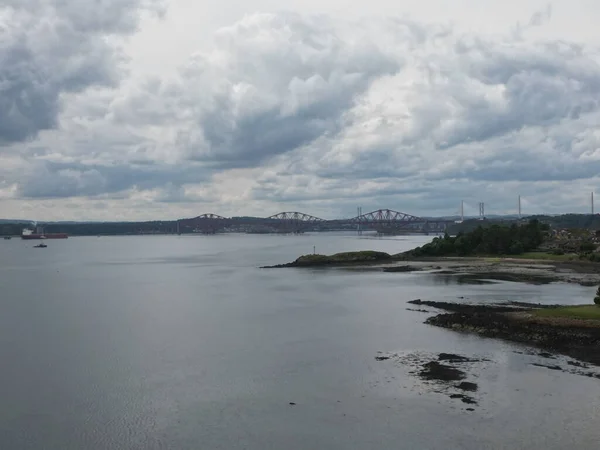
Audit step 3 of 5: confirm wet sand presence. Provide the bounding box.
[354,257,600,286]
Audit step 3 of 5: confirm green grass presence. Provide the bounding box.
[509,252,577,261]
[410,252,577,262]
[533,305,600,320]
[294,251,392,266]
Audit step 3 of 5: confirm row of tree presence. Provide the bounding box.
[409,219,550,257]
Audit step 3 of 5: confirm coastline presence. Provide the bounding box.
[263,253,600,286]
[410,299,600,368]
[265,250,600,369]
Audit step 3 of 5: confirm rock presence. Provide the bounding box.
[531,363,562,371]
[449,393,477,404]
[383,265,421,273]
[422,301,600,367]
[419,361,466,382]
[438,353,473,363]
[456,382,478,392]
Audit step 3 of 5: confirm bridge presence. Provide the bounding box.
[177,209,451,235]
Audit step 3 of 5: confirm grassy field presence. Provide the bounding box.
[533,305,600,320]
[510,252,577,261]
[474,252,577,262]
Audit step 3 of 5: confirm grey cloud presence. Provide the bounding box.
[16,160,208,199]
[445,151,600,183]
[7,11,600,218]
[165,13,600,184]
[126,12,402,166]
[406,40,600,150]
[0,0,164,146]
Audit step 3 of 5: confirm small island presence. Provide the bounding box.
[261,250,394,268]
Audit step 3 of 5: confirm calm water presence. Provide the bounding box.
[1,233,599,449]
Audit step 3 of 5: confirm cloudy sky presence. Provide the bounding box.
[2,0,600,221]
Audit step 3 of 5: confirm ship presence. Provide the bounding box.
[21,225,68,240]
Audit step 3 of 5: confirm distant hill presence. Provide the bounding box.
[0,219,32,224]
[1,213,599,236]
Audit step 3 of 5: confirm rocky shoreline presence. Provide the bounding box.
[395,257,600,286]
[375,350,489,409]
[410,299,600,367]
[263,253,600,286]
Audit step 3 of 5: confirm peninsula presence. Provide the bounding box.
[263,219,600,366]
[262,219,600,285]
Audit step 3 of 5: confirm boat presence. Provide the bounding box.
[21,226,68,240]
[3,236,11,240]
[34,242,47,248]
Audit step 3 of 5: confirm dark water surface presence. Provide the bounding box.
[1,234,599,449]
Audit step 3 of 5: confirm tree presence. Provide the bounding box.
[595,286,600,306]
[579,241,596,254]
[407,219,549,257]
[509,241,525,255]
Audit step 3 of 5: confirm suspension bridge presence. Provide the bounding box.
[177,209,452,235]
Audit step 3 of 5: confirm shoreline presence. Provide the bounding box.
[263,254,600,286]
[264,251,600,368]
[410,299,600,368]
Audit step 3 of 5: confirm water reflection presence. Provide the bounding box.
[427,273,499,285]
[0,234,599,449]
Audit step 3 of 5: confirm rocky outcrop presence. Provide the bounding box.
[413,300,600,366]
[261,251,393,268]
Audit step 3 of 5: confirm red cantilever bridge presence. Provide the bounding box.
[177,209,451,234]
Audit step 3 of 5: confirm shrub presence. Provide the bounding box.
[579,241,597,254]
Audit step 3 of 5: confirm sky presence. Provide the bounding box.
[2,1,600,221]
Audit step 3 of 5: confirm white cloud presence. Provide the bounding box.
[3,3,600,220]
[0,0,164,146]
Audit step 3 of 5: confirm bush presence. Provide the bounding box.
[579,241,597,254]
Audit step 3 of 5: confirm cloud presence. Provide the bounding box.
[4,9,600,219]
[117,12,402,166]
[13,159,210,199]
[0,0,164,146]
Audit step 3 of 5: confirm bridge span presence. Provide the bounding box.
[177,209,451,235]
